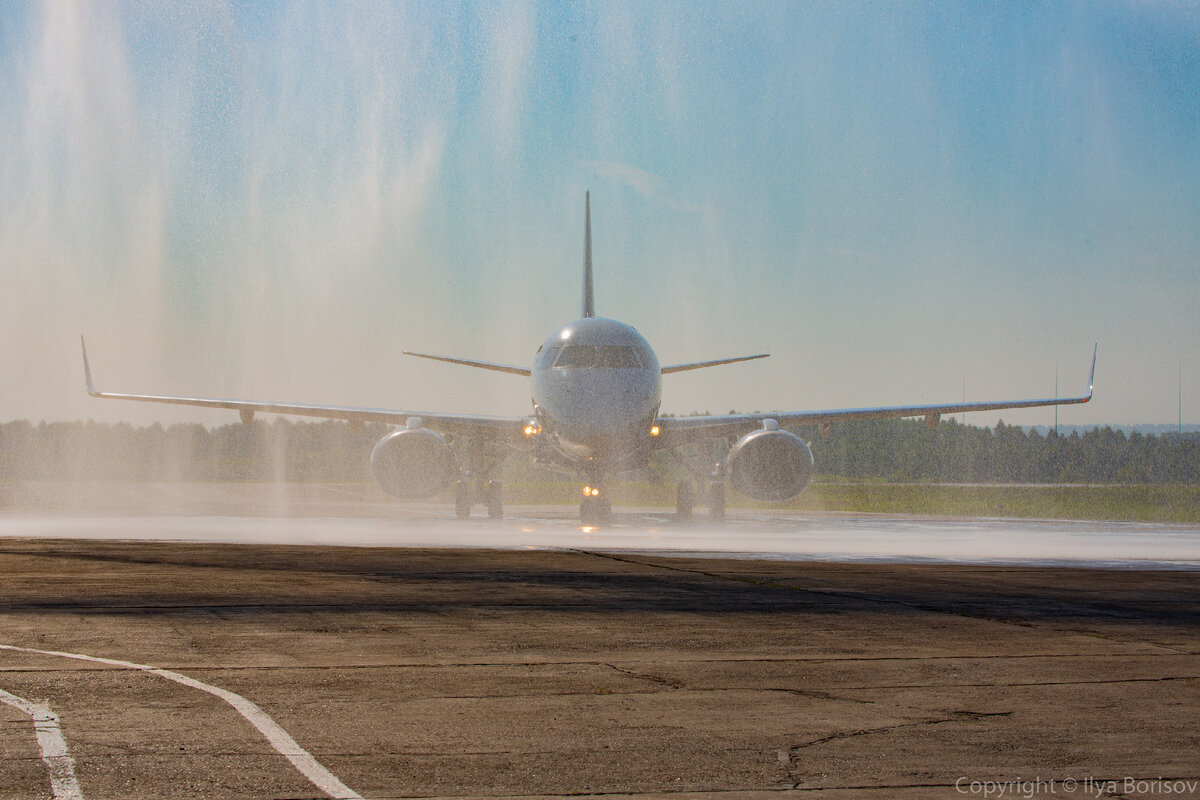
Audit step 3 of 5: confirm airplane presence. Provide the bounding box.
[82,192,1096,524]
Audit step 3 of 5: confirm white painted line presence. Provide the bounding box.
[0,687,84,800]
[0,645,361,799]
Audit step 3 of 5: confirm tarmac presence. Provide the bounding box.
[0,483,1197,799]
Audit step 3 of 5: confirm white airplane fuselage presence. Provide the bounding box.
[531,317,661,475]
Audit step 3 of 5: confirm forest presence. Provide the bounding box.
[2,417,1197,485]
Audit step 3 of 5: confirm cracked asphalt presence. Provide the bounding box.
[0,536,1197,799]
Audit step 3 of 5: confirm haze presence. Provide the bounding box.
[2,2,1198,429]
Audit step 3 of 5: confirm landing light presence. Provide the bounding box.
[582,486,600,497]
[650,425,660,436]
[524,422,541,436]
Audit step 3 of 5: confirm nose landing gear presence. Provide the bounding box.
[580,485,612,525]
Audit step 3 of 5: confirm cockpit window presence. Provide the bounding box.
[553,345,643,368]
[598,346,643,367]
[554,345,595,368]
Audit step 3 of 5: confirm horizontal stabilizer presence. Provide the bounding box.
[661,353,769,374]
[403,351,531,377]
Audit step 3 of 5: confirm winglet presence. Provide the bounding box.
[80,335,99,396]
[1087,342,1097,399]
[583,191,594,319]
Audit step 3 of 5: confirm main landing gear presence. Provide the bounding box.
[676,479,726,522]
[455,479,505,520]
[453,443,506,520]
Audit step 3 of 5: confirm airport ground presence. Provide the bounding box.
[4,478,1199,523]
[0,484,1197,799]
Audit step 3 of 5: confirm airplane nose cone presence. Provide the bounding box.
[539,377,659,459]
[530,317,663,462]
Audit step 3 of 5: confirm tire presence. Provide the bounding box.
[676,480,695,522]
[708,481,726,523]
[486,480,504,519]
[454,479,471,520]
[580,494,612,525]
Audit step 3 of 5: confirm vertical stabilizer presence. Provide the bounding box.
[583,191,594,318]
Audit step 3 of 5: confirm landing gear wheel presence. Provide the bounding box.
[708,481,726,523]
[454,479,471,520]
[580,494,612,525]
[486,480,504,519]
[676,480,695,522]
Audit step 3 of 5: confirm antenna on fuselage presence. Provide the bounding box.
[583,190,594,318]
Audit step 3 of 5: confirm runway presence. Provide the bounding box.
[0,538,1197,799]
[1,484,1198,798]
[3,512,1199,570]
[5,481,1198,570]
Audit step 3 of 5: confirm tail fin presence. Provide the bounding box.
[583,191,594,318]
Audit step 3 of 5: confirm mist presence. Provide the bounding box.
[3,512,1198,571]
[2,3,1199,429]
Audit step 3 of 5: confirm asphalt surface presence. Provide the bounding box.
[4,481,1199,569]
[1,536,1198,799]
[1,483,1197,798]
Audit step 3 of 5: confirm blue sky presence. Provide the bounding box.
[2,1,1198,427]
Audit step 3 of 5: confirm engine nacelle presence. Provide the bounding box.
[370,428,455,498]
[727,426,814,502]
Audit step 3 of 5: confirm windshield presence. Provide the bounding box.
[553,345,643,369]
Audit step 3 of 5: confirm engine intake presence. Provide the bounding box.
[370,428,455,498]
[727,427,814,502]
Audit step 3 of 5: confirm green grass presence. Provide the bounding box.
[789,483,1200,523]
[501,481,1200,523]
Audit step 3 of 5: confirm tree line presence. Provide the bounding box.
[0,419,390,483]
[793,418,1200,484]
[1,417,1197,484]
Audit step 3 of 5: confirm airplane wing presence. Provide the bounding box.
[655,345,1097,448]
[81,338,530,444]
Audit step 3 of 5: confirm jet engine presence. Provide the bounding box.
[370,427,455,498]
[727,423,814,502]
